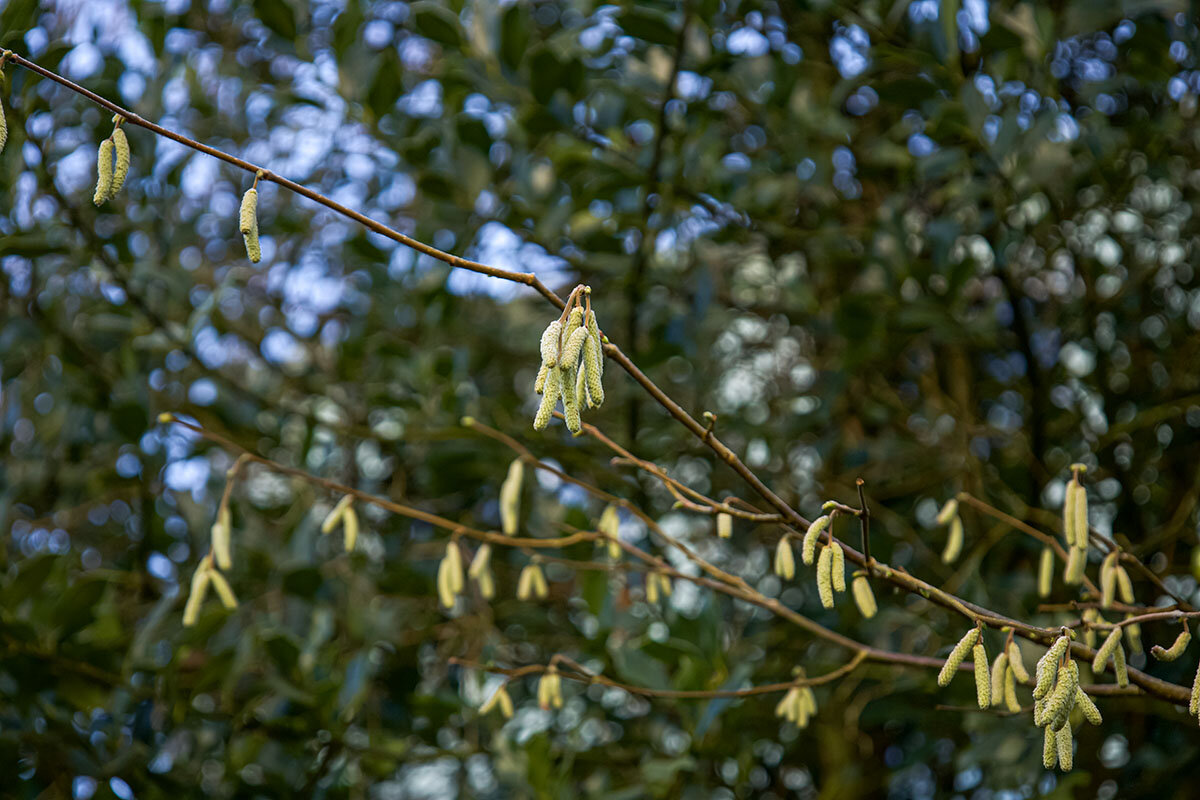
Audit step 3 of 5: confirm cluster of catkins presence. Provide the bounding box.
[783,507,877,619]
[1060,464,1090,585]
[533,290,605,435]
[775,674,819,728]
[1032,634,1102,770]
[93,117,131,206]
[183,502,238,625]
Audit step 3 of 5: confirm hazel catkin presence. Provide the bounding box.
[938,627,980,687]
[93,138,114,205]
[240,187,261,262]
[1150,629,1191,662]
[816,545,835,609]
[973,642,990,709]
[851,574,877,619]
[110,126,130,197]
[802,515,830,565]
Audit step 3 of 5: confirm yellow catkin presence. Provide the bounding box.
[1033,695,1049,727]
[774,536,795,580]
[583,333,604,406]
[437,557,456,608]
[717,512,732,539]
[1082,609,1099,649]
[1151,630,1191,661]
[322,494,353,533]
[1115,566,1134,604]
[1007,641,1030,684]
[560,366,581,434]
[561,325,589,368]
[1092,627,1123,674]
[775,686,801,724]
[240,187,261,262]
[499,458,523,535]
[468,543,492,579]
[538,666,563,710]
[1037,546,1054,597]
[0,96,6,154]
[1062,480,1077,548]
[1033,636,1070,700]
[938,627,980,687]
[973,642,991,709]
[1190,658,1200,716]
[534,363,547,394]
[182,563,211,627]
[830,542,846,592]
[516,564,534,600]
[110,126,130,197]
[480,685,513,718]
[445,542,463,593]
[1064,546,1085,586]
[585,310,604,376]
[211,505,232,570]
[530,563,548,599]
[93,138,114,205]
[533,366,560,429]
[1003,666,1020,712]
[942,516,964,564]
[1056,723,1074,771]
[936,498,959,525]
[1100,551,1118,608]
[1075,687,1102,725]
[646,572,660,604]
[1124,617,1142,654]
[851,575,877,619]
[816,545,835,609]
[1073,477,1088,550]
[1048,660,1079,731]
[539,320,562,367]
[208,568,238,609]
[1042,723,1056,768]
[342,506,359,551]
[599,504,621,559]
[989,652,1008,708]
[565,307,583,337]
[1113,640,1128,687]
[802,515,830,565]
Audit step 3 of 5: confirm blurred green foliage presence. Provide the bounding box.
[2,0,1200,797]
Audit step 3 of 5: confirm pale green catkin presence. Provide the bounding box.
[1075,687,1102,725]
[816,545,835,609]
[1056,723,1074,771]
[973,642,990,709]
[211,505,232,570]
[342,506,358,551]
[599,504,621,559]
[1062,480,1077,548]
[1092,627,1123,674]
[1073,476,1088,550]
[989,653,1008,709]
[802,515,830,565]
[942,516,964,564]
[1037,546,1054,597]
[534,363,547,394]
[561,366,582,434]
[499,458,523,535]
[936,498,959,525]
[1064,545,1086,586]
[830,542,846,592]
[110,126,130,197]
[1033,695,1049,727]
[1042,724,1056,769]
[1100,551,1118,608]
[1007,640,1030,684]
[561,325,589,368]
[1151,630,1191,661]
[717,512,732,539]
[208,568,238,609]
[585,311,603,377]
[533,366,560,429]
[938,627,980,687]
[1124,616,1142,654]
[1112,640,1128,687]
[1190,658,1200,716]
[240,187,261,262]
[539,320,562,367]
[93,138,114,205]
[1003,666,1020,712]
[774,536,795,580]
[182,562,211,627]
[1115,565,1134,604]
[582,334,603,406]
[574,364,588,409]
[1034,636,1070,700]
[1048,660,1079,732]
[851,575,877,619]
[0,95,6,154]
[1082,609,1099,649]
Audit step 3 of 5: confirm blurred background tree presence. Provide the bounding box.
[3,0,1200,797]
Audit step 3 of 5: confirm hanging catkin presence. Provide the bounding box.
[973,642,991,709]
[240,187,261,262]
[774,536,795,580]
[480,685,514,718]
[1075,687,1102,725]
[499,458,523,535]
[938,627,980,687]
[599,504,621,559]
[830,542,846,592]
[802,515,830,565]
[989,652,1008,709]
[816,545,835,609]
[1072,469,1089,549]
[1033,635,1070,700]
[208,569,238,609]
[211,505,232,570]
[110,126,130,197]
[0,92,6,155]
[1099,551,1118,608]
[1003,665,1020,712]
[936,498,958,524]
[942,516,964,564]
[851,574,877,619]
[1092,627,1123,674]
[342,505,359,551]
[93,138,114,205]
[1062,479,1077,548]
[717,511,732,539]
[561,365,582,434]
[1042,724,1056,769]
[539,320,562,367]
[1151,629,1191,661]
[533,366,560,429]
[582,333,604,406]
[1114,565,1134,604]
[1007,640,1030,684]
[1037,546,1054,597]
[1189,658,1200,716]
[182,561,212,627]
[1056,723,1074,771]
